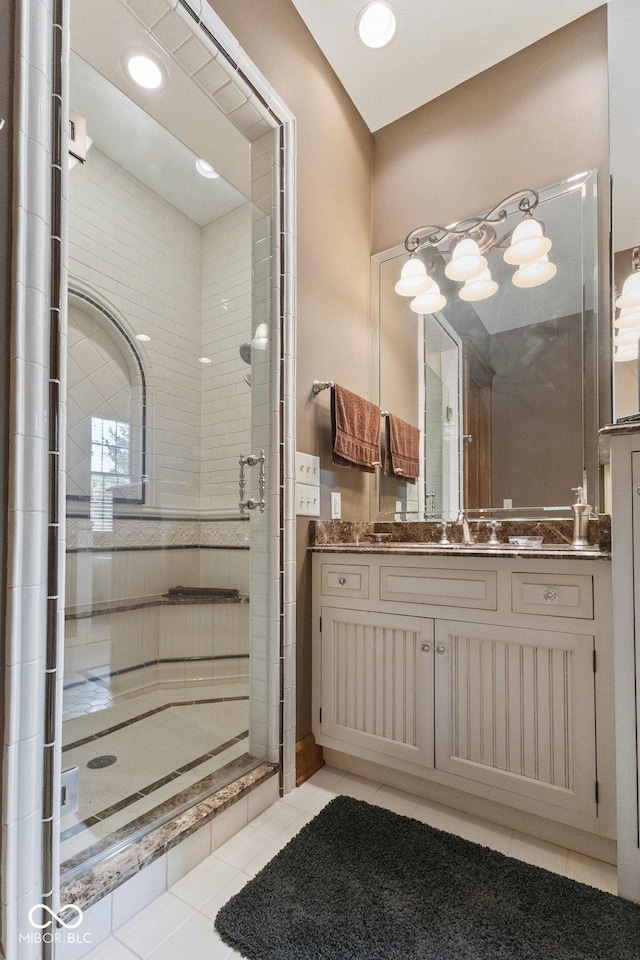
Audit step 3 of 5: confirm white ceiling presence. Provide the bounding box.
[291,0,604,131]
[69,52,247,227]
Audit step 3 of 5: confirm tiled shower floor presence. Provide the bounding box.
[61,681,250,868]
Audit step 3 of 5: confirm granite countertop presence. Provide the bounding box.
[66,592,250,621]
[309,543,610,561]
[599,421,640,463]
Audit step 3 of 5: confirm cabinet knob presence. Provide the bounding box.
[542,588,557,602]
[421,643,431,653]
[337,576,347,586]
[435,643,446,655]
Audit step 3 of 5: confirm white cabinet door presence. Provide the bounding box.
[434,620,597,817]
[320,607,434,768]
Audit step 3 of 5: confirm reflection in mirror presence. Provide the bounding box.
[372,171,598,520]
[609,1,640,419]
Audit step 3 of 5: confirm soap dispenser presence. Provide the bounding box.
[571,487,591,548]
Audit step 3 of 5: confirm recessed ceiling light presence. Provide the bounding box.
[356,1,397,49]
[198,357,212,364]
[195,158,220,179]
[135,333,151,341]
[126,54,164,90]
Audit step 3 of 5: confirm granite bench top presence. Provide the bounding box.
[65,593,250,621]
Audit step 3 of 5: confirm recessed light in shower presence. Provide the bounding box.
[195,158,220,179]
[125,53,165,90]
[135,333,151,341]
[356,1,397,49]
[198,357,212,364]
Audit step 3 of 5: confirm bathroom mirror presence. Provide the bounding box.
[609,3,640,420]
[371,170,599,520]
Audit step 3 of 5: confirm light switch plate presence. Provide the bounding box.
[331,491,342,519]
[296,483,320,516]
[295,451,320,486]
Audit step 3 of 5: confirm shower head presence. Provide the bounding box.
[239,343,251,365]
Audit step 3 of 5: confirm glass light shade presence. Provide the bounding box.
[458,268,498,302]
[616,307,640,328]
[409,282,447,314]
[615,344,639,362]
[127,54,163,89]
[357,1,397,48]
[614,327,640,347]
[504,218,552,265]
[615,270,640,309]
[445,238,487,281]
[195,158,219,179]
[251,322,269,350]
[395,257,433,297]
[512,254,557,288]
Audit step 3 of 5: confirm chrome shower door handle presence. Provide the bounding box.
[239,450,266,514]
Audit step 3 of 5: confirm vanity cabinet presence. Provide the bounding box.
[605,426,640,901]
[312,551,614,838]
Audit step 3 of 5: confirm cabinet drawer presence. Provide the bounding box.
[380,566,497,610]
[321,563,369,599]
[511,572,593,619]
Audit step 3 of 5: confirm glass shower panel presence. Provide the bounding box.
[60,46,273,877]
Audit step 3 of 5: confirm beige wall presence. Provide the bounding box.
[207,3,611,739]
[373,7,611,430]
[373,8,609,253]
[206,0,373,736]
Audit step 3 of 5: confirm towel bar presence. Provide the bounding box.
[312,381,388,417]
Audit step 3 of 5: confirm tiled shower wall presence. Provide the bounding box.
[68,147,203,511]
[67,145,253,514]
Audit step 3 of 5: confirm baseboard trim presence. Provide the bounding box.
[323,748,617,866]
[296,733,324,786]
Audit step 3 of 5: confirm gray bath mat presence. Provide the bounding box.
[215,794,640,960]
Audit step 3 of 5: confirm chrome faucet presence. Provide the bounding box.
[455,510,475,545]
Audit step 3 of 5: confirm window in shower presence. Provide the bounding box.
[90,417,130,531]
[61,0,276,883]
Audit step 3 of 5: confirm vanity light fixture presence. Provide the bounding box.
[512,253,557,289]
[409,281,446,314]
[616,247,640,310]
[394,256,433,296]
[126,53,164,90]
[614,247,640,362]
[397,189,556,314]
[458,268,498,302]
[356,1,397,48]
[195,158,220,179]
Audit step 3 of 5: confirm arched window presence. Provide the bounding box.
[67,288,146,526]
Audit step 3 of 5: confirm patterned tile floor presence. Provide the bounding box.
[61,681,249,865]
[82,765,618,960]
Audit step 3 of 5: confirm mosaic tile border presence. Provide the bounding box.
[66,515,251,550]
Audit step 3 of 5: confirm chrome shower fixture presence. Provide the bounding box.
[239,342,251,364]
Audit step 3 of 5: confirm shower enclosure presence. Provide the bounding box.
[58,0,281,881]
